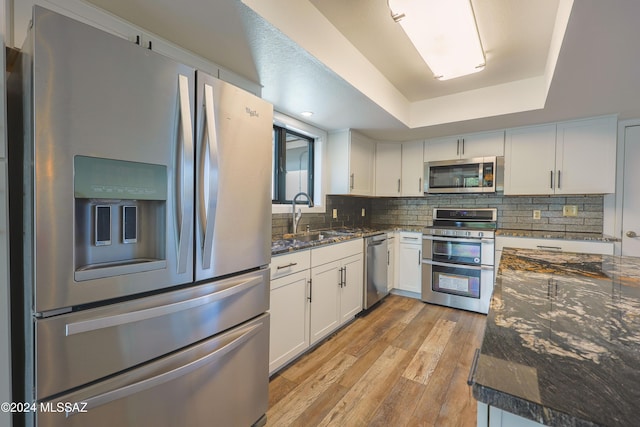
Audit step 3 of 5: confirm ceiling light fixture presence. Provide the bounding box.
[300,111,314,117]
[388,0,485,81]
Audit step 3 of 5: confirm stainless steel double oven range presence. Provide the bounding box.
[421,208,497,314]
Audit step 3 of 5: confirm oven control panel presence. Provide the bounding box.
[423,228,494,239]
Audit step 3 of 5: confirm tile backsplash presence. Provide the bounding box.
[271,193,604,238]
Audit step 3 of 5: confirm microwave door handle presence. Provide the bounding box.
[176,74,194,274]
[201,83,219,269]
[72,322,263,416]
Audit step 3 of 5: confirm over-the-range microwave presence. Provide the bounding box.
[424,156,504,194]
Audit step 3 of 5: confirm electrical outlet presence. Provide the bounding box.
[533,210,541,220]
[332,209,338,219]
[361,208,366,217]
[563,205,578,217]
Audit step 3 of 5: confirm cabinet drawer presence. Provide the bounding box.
[271,250,311,280]
[311,238,363,267]
[399,231,422,245]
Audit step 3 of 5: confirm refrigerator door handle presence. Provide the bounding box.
[65,275,263,336]
[69,321,263,416]
[200,83,220,269]
[177,74,194,274]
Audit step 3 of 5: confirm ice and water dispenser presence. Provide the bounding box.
[74,156,168,281]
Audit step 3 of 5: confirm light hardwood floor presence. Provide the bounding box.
[267,294,487,427]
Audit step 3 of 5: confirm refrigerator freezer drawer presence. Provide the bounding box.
[35,269,269,400]
[36,313,269,427]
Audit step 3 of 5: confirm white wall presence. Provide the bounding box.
[1,0,14,423]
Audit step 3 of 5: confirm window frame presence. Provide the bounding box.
[272,124,315,204]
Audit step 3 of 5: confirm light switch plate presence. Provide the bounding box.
[533,210,541,220]
[332,209,338,219]
[361,208,366,217]
[563,205,578,217]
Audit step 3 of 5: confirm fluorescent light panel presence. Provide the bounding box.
[389,0,485,80]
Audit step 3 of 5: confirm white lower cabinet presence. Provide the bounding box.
[269,239,363,374]
[310,239,363,345]
[478,402,544,427]
[269,250,311,374]
[309,260,341,344]
[397,232,422,294]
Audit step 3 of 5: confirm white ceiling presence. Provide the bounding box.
[83,0,640,141]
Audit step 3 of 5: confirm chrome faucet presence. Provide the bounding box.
[292,192,314,234]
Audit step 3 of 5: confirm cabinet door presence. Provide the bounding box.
[397,244,422,293]
[425,136,460,162]
[504,124,557,195]
[375,143,402,196]
[310,261,341,344]
[556,116,617,194]
[269,271,310,373]
[350,132,375,196]
[340,254,364,323]
[461,131,505,158]
[401,141,425,196]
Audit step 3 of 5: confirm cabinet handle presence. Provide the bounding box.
[350,173,354,190]
[536,245,562,251]
[338,267,343,287]
[342,266,347,287]
[550,170,554,189]
[308,279,312,303]
[397,179,401,193]
[419,177,422,193]
[276,262,297,270]
[461,138,465,155]
[456,140,460,156]
[418,250,421,265]
[557,170,561,189]
[388,250,390,265]
[467,348,480,386]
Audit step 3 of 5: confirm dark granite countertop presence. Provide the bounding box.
[271,227,385,256]
[473,248,640,426]
[496,229,620,242]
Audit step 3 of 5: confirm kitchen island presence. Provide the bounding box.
[472,248,640,427]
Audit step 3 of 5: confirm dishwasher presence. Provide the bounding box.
[364,233,389,309]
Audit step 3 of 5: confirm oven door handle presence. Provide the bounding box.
[423,260,494,271]
[424,235,495,245]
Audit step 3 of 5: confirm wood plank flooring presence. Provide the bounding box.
[267,294,487,427]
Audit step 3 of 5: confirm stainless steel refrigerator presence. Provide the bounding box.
[8,7,272,427]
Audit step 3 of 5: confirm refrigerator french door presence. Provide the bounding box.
[194,71,272,281]
[8,7,272,427]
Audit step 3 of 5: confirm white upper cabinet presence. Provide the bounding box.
[401,141,425,196]
[328,130,375,196]
[504,116,617,195]
[374,140,424,197]
[555,117,617,194]
[425,131,504,162]
[504,124,557,195]
[375,142,402,196]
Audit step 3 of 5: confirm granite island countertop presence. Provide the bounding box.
[473,248,640,427]
[496,229,620,242]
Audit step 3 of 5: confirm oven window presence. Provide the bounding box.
[432,240,481,264]
[432,264,480,299]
